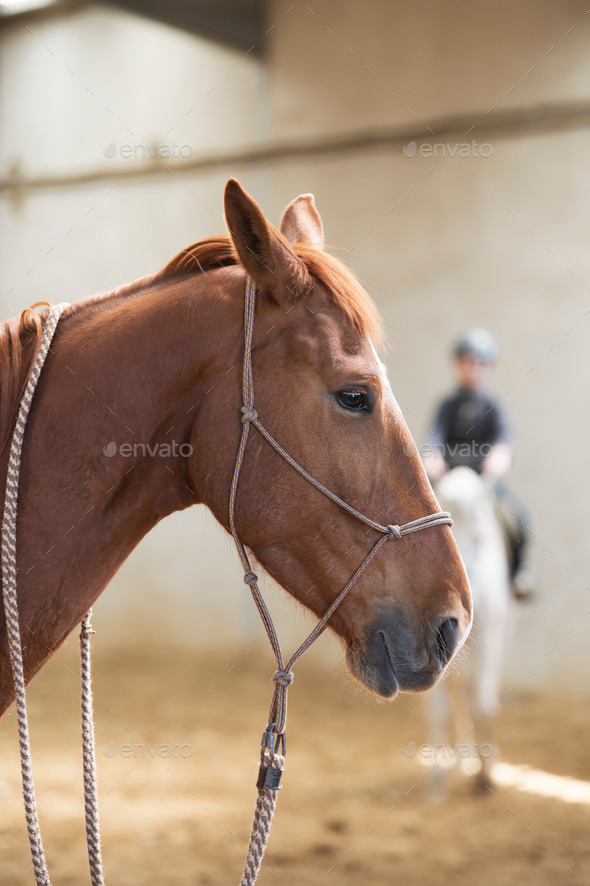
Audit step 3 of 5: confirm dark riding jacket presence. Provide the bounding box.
[427,387,512,473]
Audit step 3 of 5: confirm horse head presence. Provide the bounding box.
[190,180,472,697]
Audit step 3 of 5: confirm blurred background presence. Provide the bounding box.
[1,1,589,884]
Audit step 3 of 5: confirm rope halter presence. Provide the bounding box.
[231,278,453,885]
[272,669,294,687]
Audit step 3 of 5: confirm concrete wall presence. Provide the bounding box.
[0,5,269,296]
[1,0,589,688]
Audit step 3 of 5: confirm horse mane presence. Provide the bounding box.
[0,236,384,461]
[0,303,49,457]
[157,235,384,347]
[156,235,237,279]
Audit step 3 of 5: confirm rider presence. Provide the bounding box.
[423,328,534,599]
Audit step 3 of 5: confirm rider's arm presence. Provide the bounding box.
[481,399,513,478]
[423,399,450,480]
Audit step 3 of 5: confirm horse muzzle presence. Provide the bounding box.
[347,606,470,698]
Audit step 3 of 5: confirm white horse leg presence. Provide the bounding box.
[471,605,509,790]
[424,679,453,800]
[447,663,476,778]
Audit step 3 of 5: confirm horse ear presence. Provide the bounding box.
[280,194,324,248]
[224,179,311,300]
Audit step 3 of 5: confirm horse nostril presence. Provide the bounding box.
[434,616,460,666]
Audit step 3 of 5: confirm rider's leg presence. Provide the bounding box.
[489,482,535,598]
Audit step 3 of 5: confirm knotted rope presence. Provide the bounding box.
[240,750,284,886]
[1,303,105,886]
[231,278,453,885]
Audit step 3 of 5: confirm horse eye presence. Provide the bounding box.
[336,389,369,411]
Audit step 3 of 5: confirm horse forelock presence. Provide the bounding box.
[291,243,385,351]
[157,235,385,351]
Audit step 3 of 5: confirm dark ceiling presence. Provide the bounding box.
[101,0,266,54]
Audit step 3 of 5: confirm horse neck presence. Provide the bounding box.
[0,268,242,713]
[451,496,508,607]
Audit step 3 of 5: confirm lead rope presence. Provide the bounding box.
[1,303,105,886]
[80,611,105,886]
[232,279,453,885]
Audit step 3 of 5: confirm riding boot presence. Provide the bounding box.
[491,482,536,601]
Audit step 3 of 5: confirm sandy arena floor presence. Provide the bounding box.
[1,639,589,885]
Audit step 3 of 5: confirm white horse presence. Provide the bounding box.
[426,466,513,793]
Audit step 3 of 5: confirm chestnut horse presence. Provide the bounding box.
[0,179,471,716]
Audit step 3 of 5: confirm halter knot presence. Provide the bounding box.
[241,406,258,424]
[387,524,402,540]
[243,571,259,587]
[272,669,294,687]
